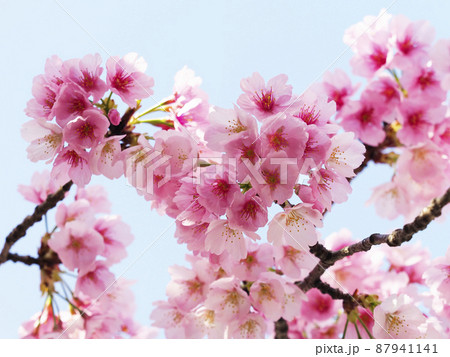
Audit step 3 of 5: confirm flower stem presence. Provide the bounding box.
[133,117,174,128]
[354,321,362,339]
[342,317,349,339]
[135,98,174,119]
[357,315,375,339]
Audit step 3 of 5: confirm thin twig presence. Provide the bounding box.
[0,181,73,265]
[6,253,42,267]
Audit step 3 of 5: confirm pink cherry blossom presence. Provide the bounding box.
[389,15,435,70]
[396,98,446,146]
[367,178,412,220]
[192,307,226,338]
[309,320,343,339]
[423,247,450,304]
[153,129,198,177]
[55,199,95,228]
[249,272,285,320]
[238,72,293,120]
[174,221,209,253]
[53,83,92,127]
[108,108,121,126]
[365,74,401,107]
[106,52,154,107]
[205,105,258,152]
[226,189,268,232]
[86,279,136,317]
[83,314,123,339]
[325,132,365,178]
[339,92,388,146]
[320,69,357,111]
[95,215,133,266]
[76,185,111,213]
[61,53,107,102]
[343,10,392,46]
[89,136,125,179]
[197,165,240,216]
[48,221,104,271]
[307,168,352,211]
[228,313,267,339]
[229,242,273,281]
[252,151,300,206]
[291,88,337,127]
[282,281,305,321]
[373,294,427,339]
[166,261,213,311]
[260,113,308,158]
[396,143,447,184]
[274,244,318,279]
[19,301,63,339]
[204,277,251,322]
[75,261,115,298]
[171,66,209,130]
[267,203,323,250]
[349,31,391,78]
[323,229,383,293]
[43,55,64,88]
[432,119,450,150]
[21,119,63,163]
[25,75,59,121]
[204,219,258,260]
[174,178,215,225]
[51,146,92,187]
[18,170,58,204]
[223,132,263,183]
[300,288,339,322]
[63,109,110,149]
[302,125,332,168]
[430,39,450,90]
[401,66,446,106]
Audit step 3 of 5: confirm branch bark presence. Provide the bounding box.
[7,253,42,267]
[274,318,289,339]
[298,186,450,293]
[0,181,73,265]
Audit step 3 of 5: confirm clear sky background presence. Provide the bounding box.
[1,0,450,338]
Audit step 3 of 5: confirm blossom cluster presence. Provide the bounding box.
[124,71,366,262]
[318,11,450,220]
[17,10,450,340]
[153,229,450,339]
[22,53,154,187]
[18,172,155,338]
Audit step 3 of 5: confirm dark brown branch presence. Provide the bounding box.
[7,253,41,267]
[313,280,351,301]
[0,181,73,265]
[298,186,450,293]
[108,106,138,136]
[308,242,333,261]
[274,318,289,339]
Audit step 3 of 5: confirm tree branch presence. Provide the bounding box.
[313,280,352,301]
[0,181,73,266]
[274,318,289,339]
[6,253,42,267]
[298,186,450,293]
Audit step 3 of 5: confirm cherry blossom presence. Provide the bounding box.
[267,203,323,249]
[106,52,154,107]
[238,72,293,120]
[373,294,427,339]
[48,221,104,271]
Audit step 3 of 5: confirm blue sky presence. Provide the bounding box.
[1,0,450,338]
